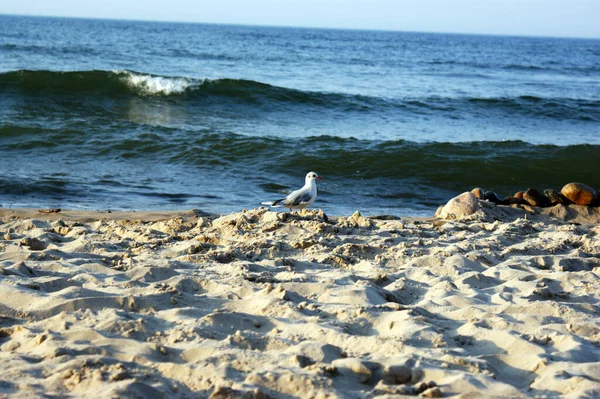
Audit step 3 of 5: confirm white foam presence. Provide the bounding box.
[119,71,194,95]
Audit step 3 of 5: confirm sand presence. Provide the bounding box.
[0,204,599,398]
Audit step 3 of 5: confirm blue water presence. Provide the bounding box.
[1,15,599,215]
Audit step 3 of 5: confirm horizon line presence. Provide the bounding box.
[2,12,600,41]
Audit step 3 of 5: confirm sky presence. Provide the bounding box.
[2,0,600,39]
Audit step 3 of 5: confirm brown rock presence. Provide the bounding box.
[523,188,548,207]
[561,183,598,206]
[502,196,527,206]
[471,188,484,199]
[514,191,524,199]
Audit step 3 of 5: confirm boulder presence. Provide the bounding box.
[502,196,527,206]
[544,189,571,206]
[523,188,548,207]
[561,183,598,206]
[483,191,503,204]
[471,187,484,199]
[439,192,480,219]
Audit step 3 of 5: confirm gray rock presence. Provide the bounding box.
[439,192,480,219]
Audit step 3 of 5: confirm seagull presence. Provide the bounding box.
[262,172,323,212]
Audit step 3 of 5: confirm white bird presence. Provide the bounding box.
[262,172,323,212]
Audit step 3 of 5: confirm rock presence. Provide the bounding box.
[439,192,480,219]
[483,191,503,204]
[19,237,48,251]
[561,183,598,206]
[523,188,548,207]
[544,189,570,206]
[288,354,314,368]
[514,191,524,199]
[471,188,484,199]
[502,196,527,206]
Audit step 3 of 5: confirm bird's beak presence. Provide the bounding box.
[317,176,323,180]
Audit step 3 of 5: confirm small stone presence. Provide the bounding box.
[523,188,548,207]
[471,188,484,199]
[289,354,315,368]
[544,189,570,206]
[19,237,47,251]
[561,183,598,206]
[483,191,503,204]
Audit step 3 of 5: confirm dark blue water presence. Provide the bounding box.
[1,15,599,215]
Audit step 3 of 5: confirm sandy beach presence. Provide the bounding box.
[1,202,599,398]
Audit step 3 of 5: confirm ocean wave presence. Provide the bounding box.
[1,69,598,121]
[2,127,599,212]
[4,124,598,193]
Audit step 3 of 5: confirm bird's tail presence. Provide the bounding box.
[261,199,283,207]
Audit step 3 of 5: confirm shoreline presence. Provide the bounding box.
[0,205,599,397]
[2,200,600,224]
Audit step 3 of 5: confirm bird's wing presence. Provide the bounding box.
[281,188,313,206]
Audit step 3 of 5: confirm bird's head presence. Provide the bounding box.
[306,171,323,182]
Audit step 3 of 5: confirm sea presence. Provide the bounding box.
[1,15,599,216]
